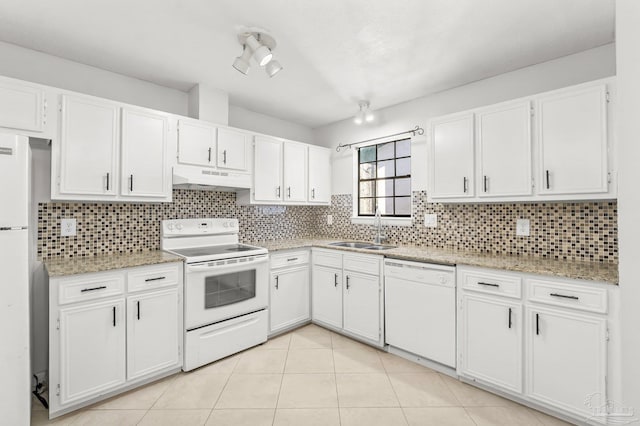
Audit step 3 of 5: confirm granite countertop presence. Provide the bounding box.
[44,250,183,277]
[247,238,619,285]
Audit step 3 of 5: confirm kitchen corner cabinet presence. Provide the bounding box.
[311,248,383,347]
[269,250,310,335]
[238,136,331,206]
[428,78,615,203]
[52,94,173,202]
[430,112,475,199]
[457,265,614,422]
[48,262,183,418]
[308,145,332,203]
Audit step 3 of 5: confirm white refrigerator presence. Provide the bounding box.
[0,133,31,425]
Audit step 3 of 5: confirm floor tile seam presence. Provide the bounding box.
[273,345,290,415]
[207,372,233,411]
[145,373,182,411]
[383,370,410,425]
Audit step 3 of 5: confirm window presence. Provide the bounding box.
[357,138,411,217]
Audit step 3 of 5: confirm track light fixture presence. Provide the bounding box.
[354,101,374,125]
[233,31,283,78]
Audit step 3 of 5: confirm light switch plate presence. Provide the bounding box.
[424,214,437,228]
[61,218,77,237]
[327,214,333,225]
[516,219,530,236]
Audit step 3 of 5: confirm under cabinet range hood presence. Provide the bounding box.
[172,164,252,191]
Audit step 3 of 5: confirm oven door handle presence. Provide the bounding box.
[187,257,268,273]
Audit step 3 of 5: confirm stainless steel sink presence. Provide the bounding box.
[329,241,397,250]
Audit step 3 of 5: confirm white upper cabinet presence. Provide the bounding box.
[0,78,45,132]
[283,142,307,202]
[177,119,216,167]
[477,101,532,197]
[253,136,283,202]
[430,113,475,199]
[120,108,170,199]
[308,145,332,203]
[537,84,608,195]
[58,95,119,197]
[217,127,249,171]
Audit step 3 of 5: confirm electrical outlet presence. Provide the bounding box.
[327,214,333,225]
[61,218,77,236]
[516,219,530,237]
[424,213,437,228]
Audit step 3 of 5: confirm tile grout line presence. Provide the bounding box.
[377,350,410,425]
[272,332,292,426]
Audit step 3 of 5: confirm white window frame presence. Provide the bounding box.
[351,135,413,226]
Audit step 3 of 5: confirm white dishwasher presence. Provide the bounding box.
[384,259,456,368]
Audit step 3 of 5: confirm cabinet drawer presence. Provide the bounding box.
[312,249,343,269]
[460,269,522,299]
[127,264,180,293]
[58,273,125,305]
[271,250,310,269]
[344,254,381,276]
[527,279,608,314]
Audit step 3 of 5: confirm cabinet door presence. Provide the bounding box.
[477,101,532,197]
[253,136,283,202]
[121,108,169,198]
[430,113,475,198]
[270,267,310,333]
[127,289,180,380]
[526,307,606,417]
[177,120,215,167]
[460,294,522,393]
[217,127,249,171]
[58,299,125,405]
[311,265,343,329]
[283,142,307,202]
[537,85,608,195]
[343,271,380,342]
[308,145,331,203]
[58,95,119,197]
[0,78,44,132]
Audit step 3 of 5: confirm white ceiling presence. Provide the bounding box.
[0,0,614,128]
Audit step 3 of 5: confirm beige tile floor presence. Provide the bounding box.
[31,324,574,426]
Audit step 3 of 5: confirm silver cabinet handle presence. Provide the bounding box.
[137,301,141,320]
[112,306,116,327]
[346,275,350,290]
[287,187,291,198]
[334,273,338,287]
[478,281,500,288]
[275,275,279,290]
[463,177,468,193]
[508,307,512,329]
[311,188,316,199]
[287,257,298,262]
[208,147,212,163]
[81,286,106,293]
[549,292,579,300]
[106,172,110,191]
[130,174,134,192]
[276,186,281,197]
[483,175,488,193]
[223,150,227,164]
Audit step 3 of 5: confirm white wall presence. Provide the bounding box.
[313,44,616,195]
[0,41,189,115]
[616,0,640,416]
[229,105,315,144]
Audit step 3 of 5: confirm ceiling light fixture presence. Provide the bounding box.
[233,31,283,78]
[354,101,374,125]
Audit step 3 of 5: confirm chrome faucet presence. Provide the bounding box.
[373,208,386,244]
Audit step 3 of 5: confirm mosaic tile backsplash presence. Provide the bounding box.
[314,192,618,263]
[38,189,618,263]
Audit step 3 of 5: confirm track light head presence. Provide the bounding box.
[265,60,283,78]
[234,30,282,77]
[232,45,252,75]
[245,34,273,66]
[354,101,373,125]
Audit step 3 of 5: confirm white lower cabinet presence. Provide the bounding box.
[58,298,126,406]
[269,251,310,334]
[311,249,383,346]
[460,294,522,393]
[526,306,607,418]
[49,262,183,418]
[127,289,180,380]
[457,265,614,423]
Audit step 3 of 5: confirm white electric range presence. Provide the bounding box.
[161,218,269,371]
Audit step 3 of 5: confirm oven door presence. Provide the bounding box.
[184,255,269,330]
